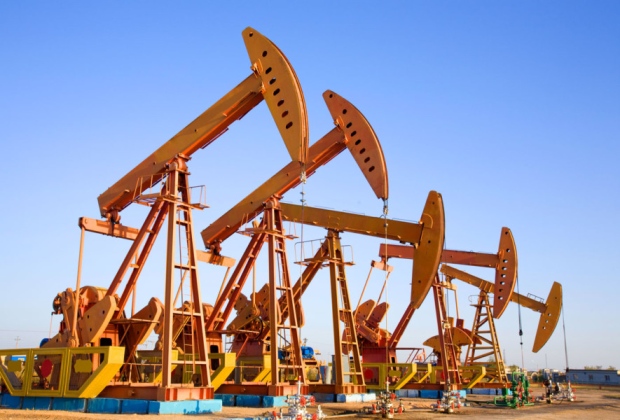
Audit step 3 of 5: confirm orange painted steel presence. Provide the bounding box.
[279,191,444,357]
[199,91,388,395]
[463,291,509,385]
[429,275,463,390]
[202,90,388,333]
[280,190,444,312]
[200,90,388,253]
[40,27,309,402]
[97,27,308,219]
[440,264,562,353]
[379,226,518,318]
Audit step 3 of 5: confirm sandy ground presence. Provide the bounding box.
[0,386,618,419]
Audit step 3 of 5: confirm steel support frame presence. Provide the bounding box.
[463,291,507,384]
[431,275,462,391]
[325,229,365,394]
[104,160,213,400]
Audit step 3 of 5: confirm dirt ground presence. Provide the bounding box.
[0,386,618,419]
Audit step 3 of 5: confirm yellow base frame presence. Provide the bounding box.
[209,353,236,390]
[138,351,235,391]
[430,365,486,389]
[361,363,417,390]
[0,346,124,398]
[461,365,487,389]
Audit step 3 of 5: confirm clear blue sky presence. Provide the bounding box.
[1,1,618,371]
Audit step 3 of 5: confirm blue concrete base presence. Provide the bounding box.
[419,389,467,399]
[470,388,503,395]
[395,389,419,398]
[88,398,121,414]
[337,393,360,403]
[420,389,442,399]
[2,394,23,409]
[214,393,236,406]
[121,399,149,414]
[148,399,222,414]
[52,398,87,412]
[361,393,377,402]
[227,418,271,420]
[408,389,420,398]
[312,393,335,403]
[262,395,287,407]
[395,390,408,398]
[21,397,54,410]
[21,397,37,410]
[34,397,53,410]
[236,394,262,407]
[0,395,223,415]
[447,390,466,399]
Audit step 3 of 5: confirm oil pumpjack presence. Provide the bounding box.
[0,27,309,402]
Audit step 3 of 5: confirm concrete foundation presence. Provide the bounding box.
[0,395,222,415]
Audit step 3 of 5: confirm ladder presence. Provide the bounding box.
[265,198,306,385]
[161,162,211,388]
[326,230,364,391]
[464,291,507,384]
[432,275,462,389]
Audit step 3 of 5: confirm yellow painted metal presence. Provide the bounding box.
[63,346,124,398]
[464,291,507,385]
[147,351,232,390]
[7,360,23,373]
[209,353,236,391]
[236,356,271,383]
[0,350,30,395]
[136,349,179,384]
[0,346,123,398]
[413,363,433,383]
[361,363,417,390]
[533,282,562,353]
[74,359,93,373]
[461,366,487,389]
